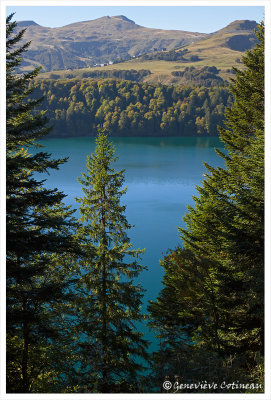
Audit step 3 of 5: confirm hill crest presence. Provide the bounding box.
[17,20,39,27]
[15,17,258,76]
[217,19,257,33]
[15,15,207,72]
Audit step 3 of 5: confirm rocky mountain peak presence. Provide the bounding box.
[17,20,40,27]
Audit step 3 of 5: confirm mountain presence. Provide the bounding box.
[182,20,258,54]
[100,19,259,85]
[15,15,208,72]
[37,19,258,86]
[17,20,39,27]
[215,19,257,34]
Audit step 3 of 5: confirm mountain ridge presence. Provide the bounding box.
[15,15,208,72]
[15,16,258,79]
[214,19,257,34]
[17,20,39,27]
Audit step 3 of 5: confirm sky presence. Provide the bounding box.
[6,5,264,33]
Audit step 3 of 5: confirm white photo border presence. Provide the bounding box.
[0,1,270,399]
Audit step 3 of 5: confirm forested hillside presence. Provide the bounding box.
[33,78,232,137]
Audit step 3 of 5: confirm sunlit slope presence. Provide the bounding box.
[16,15,207,73]
[38,20,258,85]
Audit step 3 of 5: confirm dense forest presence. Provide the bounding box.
[6,14,264,394]
[32,78,232,137]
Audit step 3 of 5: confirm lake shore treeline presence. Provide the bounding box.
[31,78,232,138]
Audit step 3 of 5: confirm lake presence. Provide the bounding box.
[38,136,225,349]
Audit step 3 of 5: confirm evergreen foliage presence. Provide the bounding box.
[6,14,79,392]
[74,130,149,393]
[148,22,264,392]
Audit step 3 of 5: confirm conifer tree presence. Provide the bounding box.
[180,21,264,358]
[148,22,264,390]
[75,131,149,393]
[6,14,79,392]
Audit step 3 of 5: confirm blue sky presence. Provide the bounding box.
[6,5,264,33]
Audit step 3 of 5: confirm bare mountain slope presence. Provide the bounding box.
[38,19,258,86]
[16,15,207,72]
[175,20,258,59]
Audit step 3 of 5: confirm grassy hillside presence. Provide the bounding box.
[16,15,207,73]
[38,20,257,86]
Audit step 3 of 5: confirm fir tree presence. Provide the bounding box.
[148,22,264,391]
[75,130,149,393]
[6,14,79,392]
[180,21,264,358]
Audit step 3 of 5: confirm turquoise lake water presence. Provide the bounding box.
[38,136,225,350]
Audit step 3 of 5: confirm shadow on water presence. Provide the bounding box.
[34,136,225,365]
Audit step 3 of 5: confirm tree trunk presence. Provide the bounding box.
[101,182,108,392]
[21,318,30,392]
